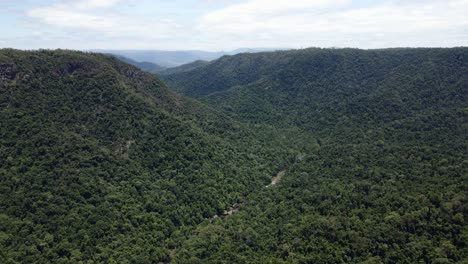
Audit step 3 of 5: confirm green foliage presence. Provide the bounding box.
[165,48,468,263]
[1,48,467,263]
[0,49,292,263]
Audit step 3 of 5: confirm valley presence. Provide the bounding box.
[0,48,466,263]
[165,47,468,263]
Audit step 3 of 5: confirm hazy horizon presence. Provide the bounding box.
[1,46,467,54]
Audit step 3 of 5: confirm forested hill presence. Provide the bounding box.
[1,48,467,263]
[163,48,467,134]
[162,48,468,263]
[163,48,468,98]
[0,49,293,263]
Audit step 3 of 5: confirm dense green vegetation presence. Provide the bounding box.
[1,48,467,263]
[165,48,468,263]
[0,49,296,263]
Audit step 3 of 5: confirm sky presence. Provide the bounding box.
[0,0,467,51]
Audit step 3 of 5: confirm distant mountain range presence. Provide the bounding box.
[158,60,210,75]
[91,48,285,67]
[108,54,211,75]
[109,54,167,74]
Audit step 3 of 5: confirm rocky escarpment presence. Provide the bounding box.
[0,63,17,82]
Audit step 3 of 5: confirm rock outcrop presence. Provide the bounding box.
[0,63,17,81]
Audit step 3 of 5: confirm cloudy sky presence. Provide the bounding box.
[1,0,467,51]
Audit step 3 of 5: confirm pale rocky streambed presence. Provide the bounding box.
[209,168,287,222]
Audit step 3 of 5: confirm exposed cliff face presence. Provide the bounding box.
[0,63,16,81]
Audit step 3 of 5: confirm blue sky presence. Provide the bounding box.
[0,0,467,51]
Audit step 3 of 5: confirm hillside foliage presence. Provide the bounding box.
[0,49,295,263]
[0,48,467,263]
[165,48,468,263]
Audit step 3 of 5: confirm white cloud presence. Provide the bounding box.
[17,0,468,50]
[198,0,468,48]
[27,0,181,40]
[70,0,122,10]
[200,0,351,33]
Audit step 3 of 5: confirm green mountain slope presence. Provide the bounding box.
[1,48,467,263]
[0,49,294,263]
[163,48,468,263]
[163,48,467,139]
